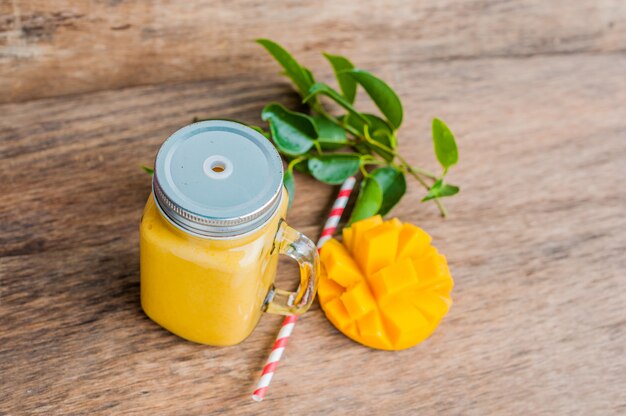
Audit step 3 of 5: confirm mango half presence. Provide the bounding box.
[318,216,453,350]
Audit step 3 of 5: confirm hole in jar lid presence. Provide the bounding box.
[203,155,233,179]
[211,162,225,173]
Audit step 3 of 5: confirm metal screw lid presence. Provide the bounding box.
[153,120,284,238]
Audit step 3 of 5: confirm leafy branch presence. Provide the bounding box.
[238,40,460,221]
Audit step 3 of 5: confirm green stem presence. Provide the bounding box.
[318,108,362,138]
[318,138,352,146]
[402,166,448,217]
[287,156,307,171]
[396,155,438,181]
[436,199,448,218]
[308,101,448,217]
[364,137,437,181]
[342,121,362,138]
[362,160,387,166]
[309,97,325,115]
[358,159,371,178]
[360,127,438,181]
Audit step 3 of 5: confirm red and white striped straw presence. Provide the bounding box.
[252,176,357,402]
[251,314,297,402]
[316,176,357,250]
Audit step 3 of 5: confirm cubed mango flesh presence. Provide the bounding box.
[343,323,359,339]
[412,252,454,294]
[349,215,383,254]
[368,258,419,301]
[324,298,352,330]
[388,217,403,229]
[320,239,364,288]
[340,281,377,320]
[380,296,431,349]
[354,222,400,277]
[404,291,452,322]
[317,270,344,306]
[396,223,432,260]
[342,227,354,253]
[356,310,392,350]
[318,217,454,350]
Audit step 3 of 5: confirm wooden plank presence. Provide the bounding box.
[1,0,625,103]
[1,51,625,414]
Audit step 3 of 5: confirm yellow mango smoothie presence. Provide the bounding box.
[139,121,318,346]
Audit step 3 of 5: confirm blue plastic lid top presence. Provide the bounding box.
[153,120,284,237]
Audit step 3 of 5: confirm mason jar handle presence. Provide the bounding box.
[265,220,319,315]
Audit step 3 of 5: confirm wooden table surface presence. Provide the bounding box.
[1,1,625,415]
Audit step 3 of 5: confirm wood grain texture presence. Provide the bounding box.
[1,0,626,103]
[1,3,626,415]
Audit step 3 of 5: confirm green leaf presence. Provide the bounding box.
[312,115,348,150]
[323,53,357,103]
[284,168,296,209]
[344,113,392,137]
[370,167,406,216]
[256,39,314,97]
[354,142,370,155]
[302,67,315,86]
[304,83,369,125]
[432,118,458,170]
[369,132,395,162]
[285,155,310,173]
[262,103,317,156]
[344,113,395,161]
[307,154,361,185]
[293,159,310,174]
[346,69,403,129]
[422,179,460,202]
[141,166,154,175]
[349,178,382,224]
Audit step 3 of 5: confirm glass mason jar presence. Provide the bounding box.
[139,120,319,346]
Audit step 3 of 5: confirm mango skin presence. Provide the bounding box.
[318,216,454,350]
